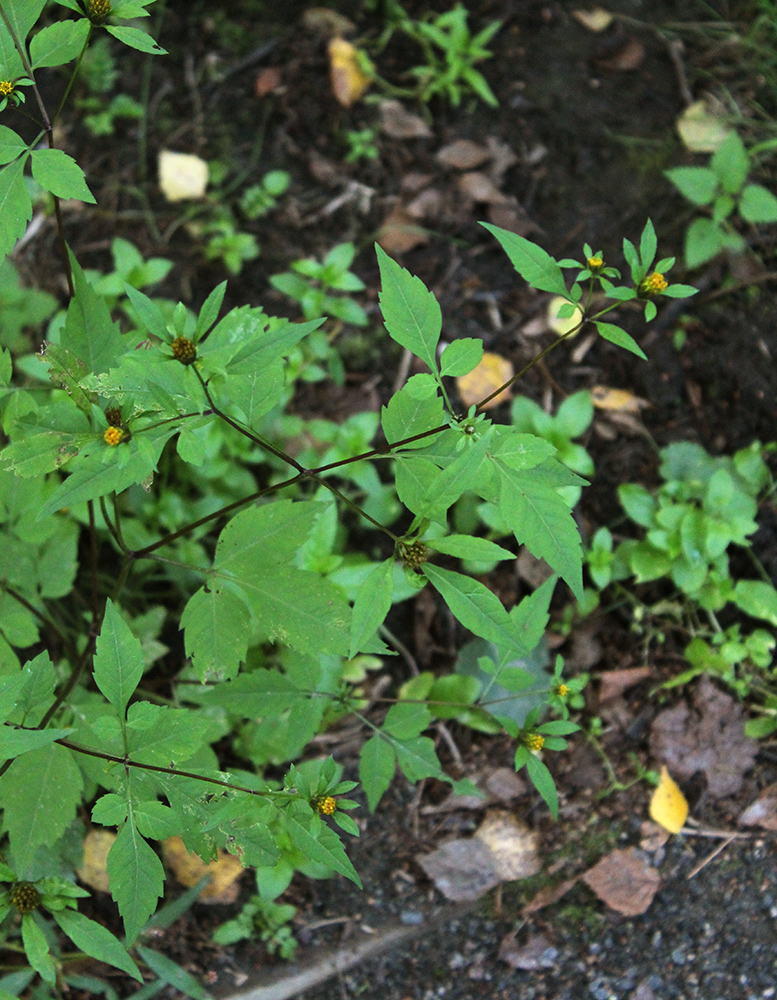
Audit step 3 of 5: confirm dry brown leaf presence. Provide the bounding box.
[523,876,579,914]
[474,811,540,881]
[436,139,491,170]
[677,100,731,153]
[739,783,777,831]
[457,171,508,204]
[516,547,554,588]
[376,205,429,255]
[484,766,527,801]
[158,151,208,202]
[485,200,539,236]
[328,38,371,107]
[594,35,645,71]
[639,821,671,852]
[571,7,614,32]
[649,678,758,798]
[456,352,514,409]
[303,7,355,37]
[485,137,518,181]
[582,848,660,916]
[255,66,282,98]
[405,186,443,221]
[163,836,244,904]
[417,837,501,901]
[591,385,648,413]
[77,829,116,893]
[498,931,558,970]
[599,666,651,703]
[379,100,432,139]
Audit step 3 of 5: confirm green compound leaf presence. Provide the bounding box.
[0,743,83,875]
[106,816,165,945]
[422,563,525,651]
[181,584,251,682]
[0,724,73,759]
[376,244,442,377]
[393,734,445,782]
[22,914,56,984]
[381,382,445,449]
[359,734,395,812]
[93,599,144,717]
[287,815,362,887]
[349,557,394,659]
[480,223,568,296]
[136,946,212,1000]
[30,148,95,203]
[0,159,33,259]
[105,24,167,54]
[54,909,143,983]
[594,321,647,360]
[2,0,47,44]
[30,17,89,69]
[63,252,124,374]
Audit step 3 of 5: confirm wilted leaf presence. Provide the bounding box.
[458,171,508,204]
[649,766,689,834]
[456,351,514,409]
[474,811,540,881]
[591,385,648,413]
[649,678,758,797]
[499,931,558,970]
[677,100,732,153]
[436,139,491,170]
[598,665,651,703]
[523,875,578,914]
[376,205,429,254]
[163,836,244,903]
[158,151,208,202]
[328,38,371,107]
[594,35,644,71]
[571,8,614,31]
[417,837,500,901]
[77,829,116,893]
[255,66,282,97]
[582,848,660,916]
[379,100,432,139]
[303,7,356,37]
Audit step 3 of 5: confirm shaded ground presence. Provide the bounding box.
[10,0,777,996]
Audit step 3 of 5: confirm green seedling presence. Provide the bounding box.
[665,130,777,267]
[270,242,369,326]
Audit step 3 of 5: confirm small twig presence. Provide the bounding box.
[686,833,736,879]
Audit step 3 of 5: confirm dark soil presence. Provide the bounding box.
[9,0,777,997]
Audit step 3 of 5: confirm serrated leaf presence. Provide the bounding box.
[195,281,227,338]
[181,585,251,681]
[358,734,395,812]
[106,818,165,944]
[93,599,144,716]
[63,252,124,374]
[0,742,83,874]
[0,724,73,759]
[594,321,647,360]
[287,816,361,886]
[383,701,432,739]
[349,557,394,658]
[30,148,95,203]
[440,338,483,376]
[393,734,445,782]
[422,563,523,650]
[54,909,143,982]
[376,244,442,376]
[0,125,28,165]
[30,18,89,68]
[0,159,33,259]
[92,792,128,826]
[426,534,514,563]
[480,222,568,296]
[133,800,179,840]
[105,24,167,54]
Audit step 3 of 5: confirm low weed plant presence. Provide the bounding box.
[0,0,696,992]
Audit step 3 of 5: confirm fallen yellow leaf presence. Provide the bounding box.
[547,296,583,337]
[649,766,688,834]
[456,352,514,410]
[676,100,731,153]
[163,836,245,903]
[571,7,614,32]
[328,38,372,107]
[77,829,116,893]
[158,151,208,202]
[591,385,647,413]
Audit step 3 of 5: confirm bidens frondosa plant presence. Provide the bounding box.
[0,0,697,990]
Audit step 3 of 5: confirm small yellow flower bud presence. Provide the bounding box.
[639,272,668,296]
[87,0,112,24]
[587,256,603,271]
[312,795,337,815]
[104,426,125,447]
[398,540,429,571]
[556,683,569,697]
[171,336,197,365]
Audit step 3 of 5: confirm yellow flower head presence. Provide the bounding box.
[312,795,337,816]
[87,0,112,24]
[556,683,569,697]
[171,336,197,365]
[524,732,544,752]
[0,81,13,97]
[641,272,668,296]
[104,426,125,447]
[587,256,603,271]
